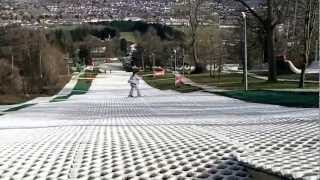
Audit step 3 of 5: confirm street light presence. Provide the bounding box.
[9,46,14,73]
[241,12,248,92]
[141,51,145,71]
[152,53,155,67]
[39,51,43,79]
[170,55,173,70]
[173,49,177,72]
[182,48,185,76]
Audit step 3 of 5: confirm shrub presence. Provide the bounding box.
[0,59,23,94]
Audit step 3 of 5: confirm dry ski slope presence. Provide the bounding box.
[0,69,319,180]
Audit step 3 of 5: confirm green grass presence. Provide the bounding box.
[141,72,202,93]
[278,73,319,81]
[215,90,319,108]
[120,32,137,42]
[170,25,217,33]
[4,103,37,112]
[49,24,81,31]
[142,72,318,108]
[51,70,97,102]
[170,25,188,33]
[72,79,93,94]
[187,73,319,90]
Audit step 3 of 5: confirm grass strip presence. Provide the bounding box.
[50,70,97,102]
[4,103,37,112]
[214,90,319,108]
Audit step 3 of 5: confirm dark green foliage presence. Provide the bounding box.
[69,26,91,42]
[78,45,91,65]
[0,29,8,47]
[50,26,118,45]
[120,38,128,54]
[131,44,144,67]
[48,29,74,52]
[90,27,118,40]
[48,21,183,58]
[91,21,184,41]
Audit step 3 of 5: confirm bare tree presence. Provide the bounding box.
[41,44,68,89]
[137,27,163,71]
[197,25,221,77]
[0,27,69,95]
[235,0,290,82]
[187,0,207,73]
[299,0,318,88]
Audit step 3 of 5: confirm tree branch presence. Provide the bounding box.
[235,0,265,25]
[271,0,291,28]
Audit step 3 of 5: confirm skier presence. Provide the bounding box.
[128,70,141,97]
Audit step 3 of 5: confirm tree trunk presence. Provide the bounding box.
[236,0,280,82]
[266,28,277,82]
[213,63,216,79]
[149,55,152,71]
[27,49,32,94]
[209,58,213,77]
[299,62,307,88]
[22,77,26,95]
[218,48,223,80]
[192,36,197,64]
[142,54,146,72]
[299,0,317,88]
[191,31,202,73]
[300,33,311,88]
[266,0,277,82]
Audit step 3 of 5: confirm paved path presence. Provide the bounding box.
[0,70,318,180]
[182,77,228,93]
[224,70,319,84]
[246,72,318,84]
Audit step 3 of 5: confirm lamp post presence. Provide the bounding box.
[11,54,14,74]
[182,48,185,76]
[170,55,173,70]
[141,51,145,71]
[152,53,155,67]
[174,49,177,72]
[39,51,43,79]
[241,12,248,92]
[10,47,14,73]
[316,40,319,63]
